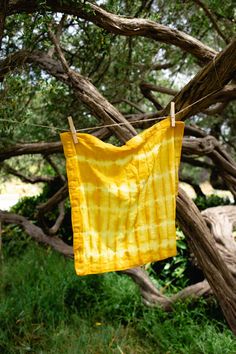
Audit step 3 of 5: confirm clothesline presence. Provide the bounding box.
[0,88,221,133]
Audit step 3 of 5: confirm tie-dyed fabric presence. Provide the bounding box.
[60,118,184,275]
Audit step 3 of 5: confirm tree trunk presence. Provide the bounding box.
[177,190,236,333]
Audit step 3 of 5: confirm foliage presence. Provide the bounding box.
[147,228,204,293]
[1,241,236,353]
[1,0,236,149]
[194,194,233,211]
[9,191,233,293]
[146,193,234,292]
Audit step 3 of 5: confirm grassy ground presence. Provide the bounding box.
[1,237,236,354]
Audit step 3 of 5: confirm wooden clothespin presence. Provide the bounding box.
[170,102,176,128]
[67,116,78,144]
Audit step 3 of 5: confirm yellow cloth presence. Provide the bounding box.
[60,118,184,276]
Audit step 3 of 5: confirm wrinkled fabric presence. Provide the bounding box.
[60,118,184,275]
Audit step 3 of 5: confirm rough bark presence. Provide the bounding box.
[0,141,62,162]
[176,189,236,334]
[178,206,236,300]
[0,39,235,125]
[172,280,212,301]
[1,45,235,125]
[163,39,236,120]
[202,206,236,277]
[121,268,172,310]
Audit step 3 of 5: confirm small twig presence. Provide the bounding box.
[43,155,66,183]
[140,81,163,110]
[37,183,68,234]
[48,201,65,235]
[37,183,68,215]
[193,0,229,44]
[48,15,68,58]
[48,25,70,73]
[112,98,145,113]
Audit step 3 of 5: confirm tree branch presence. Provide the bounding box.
[7,1,217,63]
[112,98,145,113]
[140,81,163,110]
[122,268,172,309]
[163,39,236,120]
[203,101,229,115]
[181,156,214,170]
[193,0,229,44]
[151,62,174,71]
[177,188,236,334]
[47,14,68,58]
[37,183,68,234]
[140,81,178,96]
[37,183,68,215]
[0,141,63,162]
[43,154,66,183]
[48,201,65,235]
[0,210,73,257]
[1,162,55,184]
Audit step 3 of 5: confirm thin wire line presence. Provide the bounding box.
[0,88,221,133]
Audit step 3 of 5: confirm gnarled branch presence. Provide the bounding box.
[163,39,236,120]
[0,210,73,258]
[1,162,55,184]
[7,1,217,63]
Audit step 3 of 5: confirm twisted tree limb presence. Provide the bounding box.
[7,1,217,63]
[163,39,236,120]
[1,42,235,124]
[176,189,236,333]
[0,162,55,184]
[0,210,73,258]
[0,141,62,162]
[37,183,68,215]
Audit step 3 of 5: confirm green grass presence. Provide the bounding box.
[1,239,236,354]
